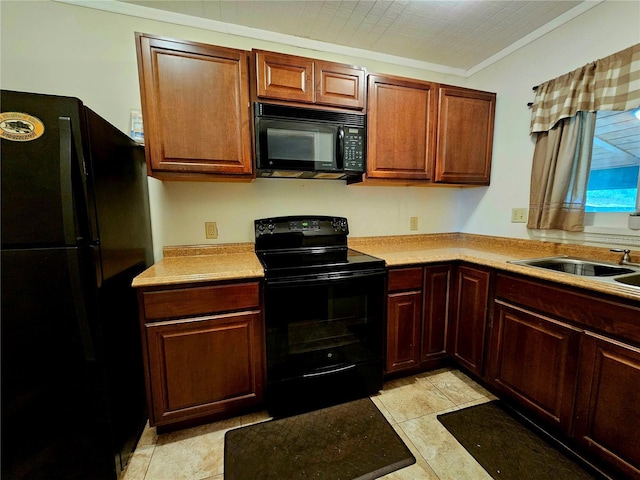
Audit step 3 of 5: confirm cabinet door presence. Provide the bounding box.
[434,86,495,184]
[146,311,264,427]
[448,265,490,376]
[421,265,451,364]
[489,301,581,434]
[135,33,253,178]
[367,75,437,180]
[574,332,640,479]
[386,291,422,373]
[386,267,423,373]
[254,50,314,103]
[316,61,366,110]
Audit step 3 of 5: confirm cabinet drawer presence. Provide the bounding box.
[495,273,640,345]
[388,267,423,292]
[142,282,260,321]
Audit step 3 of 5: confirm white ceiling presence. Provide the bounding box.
[113,0,598,75]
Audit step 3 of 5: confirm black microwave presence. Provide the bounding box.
[254,102,366,180]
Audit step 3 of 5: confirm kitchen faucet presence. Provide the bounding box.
[610,249,640,267]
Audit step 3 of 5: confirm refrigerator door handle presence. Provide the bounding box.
[66,248,96,362]
[59,117,77,246]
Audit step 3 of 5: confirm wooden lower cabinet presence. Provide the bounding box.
[493,272,640,478]
[386,268,423,373]
[448,265,490,376]
[421,265,451,364]
[574,332,640,479]
[488,300,581,435]
[386,265,451,374]
[138,280,264,429]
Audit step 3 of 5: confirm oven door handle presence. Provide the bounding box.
[303,364,356,378]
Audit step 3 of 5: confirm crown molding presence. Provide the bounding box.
[53,0,603,79]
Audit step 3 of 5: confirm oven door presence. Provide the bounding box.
[255,117,344,172]
[263,269,384,415]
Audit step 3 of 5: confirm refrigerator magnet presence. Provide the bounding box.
[0,112,45,142]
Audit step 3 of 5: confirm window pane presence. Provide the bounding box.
[586,110,640,213]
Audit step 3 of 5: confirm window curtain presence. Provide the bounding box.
[528,111,596,231]
[527,43,640,231]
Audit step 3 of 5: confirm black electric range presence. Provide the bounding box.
[254,215,385,282]
[254,215,386,417]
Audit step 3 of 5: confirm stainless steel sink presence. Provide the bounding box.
[508,255,640,292]
[509,256,636,277]
[614,273,640,287]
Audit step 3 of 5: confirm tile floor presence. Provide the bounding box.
[122,367,498,480]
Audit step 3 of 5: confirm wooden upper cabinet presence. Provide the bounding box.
[366,74,437,181]
[135,33,253,180]
[434,86,495,185]
[315,61,366,110]
[253,50,366,110]
[254,50,314,103]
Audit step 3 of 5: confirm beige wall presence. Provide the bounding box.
[2,1,639,260]
[461,0,640,245]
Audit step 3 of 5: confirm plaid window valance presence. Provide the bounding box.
[530,43,640,133]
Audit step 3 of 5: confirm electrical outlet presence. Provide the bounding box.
[511,208,528,223]
[205,222,218,239]
[410,217,419,231]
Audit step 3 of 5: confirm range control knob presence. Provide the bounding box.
[256,221,275,236]
[331,218,348,231]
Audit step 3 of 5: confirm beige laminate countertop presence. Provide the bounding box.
[131,244,264,288]
[132,233,640,302]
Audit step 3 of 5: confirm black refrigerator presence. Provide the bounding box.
[1,90,154,479]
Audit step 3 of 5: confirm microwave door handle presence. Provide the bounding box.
[336,126,345,169]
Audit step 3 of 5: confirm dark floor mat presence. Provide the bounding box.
[437,401,602,480]
[224,397,415,480]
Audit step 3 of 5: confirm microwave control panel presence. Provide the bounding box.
[343,127,365,172]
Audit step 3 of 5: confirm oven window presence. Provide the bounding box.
[264,274,384,381]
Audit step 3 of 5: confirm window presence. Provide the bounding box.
[586,109,640,212]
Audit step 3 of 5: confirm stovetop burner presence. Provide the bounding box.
[254,216,384,279]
